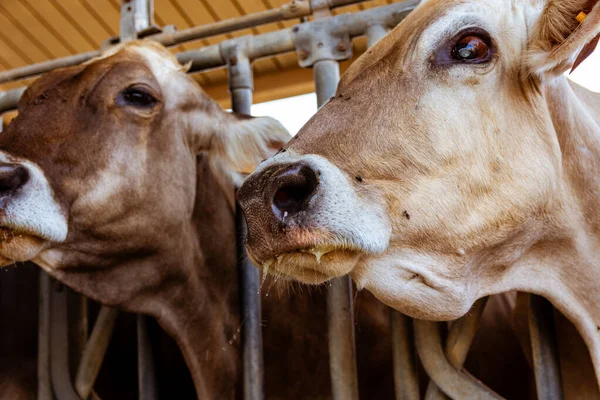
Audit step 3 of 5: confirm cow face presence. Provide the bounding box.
[238,0,600,320]
[0,41,288,285]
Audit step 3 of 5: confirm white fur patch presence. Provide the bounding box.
[0,152,67,242]
[252,152,392,254]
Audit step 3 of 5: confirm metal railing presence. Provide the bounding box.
[1,1,565,399]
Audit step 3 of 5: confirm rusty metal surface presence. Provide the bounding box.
[391,311,420,400]
[74,306,119,399]
[50,283,82,400]
[137,315,159,400]
[529,295,564,400]
[414,319,503,400]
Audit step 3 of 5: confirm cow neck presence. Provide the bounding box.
[496,77,600,385]
[151,158,241,399]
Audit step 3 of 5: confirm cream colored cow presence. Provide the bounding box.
[238,0,600,396]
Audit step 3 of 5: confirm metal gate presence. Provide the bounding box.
[0,1,564,399]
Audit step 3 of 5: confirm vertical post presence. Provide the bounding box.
[391,312,420,400]
[225,39,264,400]
[50,283,82,400]
[314,59,360,400]
[137,315,159,400]
[529,295,564,400]
[120,0,152,42]
[366,24,388,48]
[38,272,53,400]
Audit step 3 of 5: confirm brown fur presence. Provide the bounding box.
[0,42,396,399]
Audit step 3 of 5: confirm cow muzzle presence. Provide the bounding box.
[237,152,391,284]
[0,156,68,266]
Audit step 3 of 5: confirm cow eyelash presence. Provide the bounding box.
[117,86,157,108]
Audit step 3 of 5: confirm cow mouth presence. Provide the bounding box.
[0,226,47,266]
[252,245,361,285]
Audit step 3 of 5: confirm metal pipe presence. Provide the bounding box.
[0,0,418,86]
[325,276,360,400]
[133,0,154,34]
[74,306,119,399]
[391,311,420,400]
[50,283,82,400]
[0,51,101,85]
[236,203,265,400]
[120,0,138,42]
[137,315,159,400]
[425,297,488,400]
[529,295,564,400]
[37,272,53,400]
[230,50,264,399]
[366,24,388,48]
[313,55,359,400]
[0,87,26,115]
[414,319,503,400]
[314,60,340,107]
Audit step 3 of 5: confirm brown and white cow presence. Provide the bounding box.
[0,40,403,399]
[238,0,600,396]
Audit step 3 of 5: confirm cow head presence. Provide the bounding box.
[238,0,600,321]
[0,40,288,304]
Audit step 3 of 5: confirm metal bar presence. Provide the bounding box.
[414,319,503,400]
[230,49,264,399]
[137,315,159,400]
[38,272,53,400]
[120,0,138,42]
[50,283,82,400]
[425,298,488,400]
[314,60,340,106]
[366,24,388,48]
[236,204,265,400]
[391,311,420,400]
[0,87,26,115]
[313,56,359,400]
[0,0,418,86]
[326,276,360,400]
[74,306,119,399]
[529,295,564,400]
[133,0,154,33]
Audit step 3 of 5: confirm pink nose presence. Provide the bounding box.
[0,164,28,196]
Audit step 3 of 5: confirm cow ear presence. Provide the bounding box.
[210,113,291,178]
[528,0,600,75]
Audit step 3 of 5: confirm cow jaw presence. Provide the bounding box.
[0,153,67,266]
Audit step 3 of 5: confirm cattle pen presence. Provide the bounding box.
[0,0,566,399]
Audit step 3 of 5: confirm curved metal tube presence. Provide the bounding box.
[414,319,503,400]
[74,306,119,399]
[425,297,488,400]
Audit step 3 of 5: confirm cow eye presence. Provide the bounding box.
[452,35,489,62]
[117,87,157,108]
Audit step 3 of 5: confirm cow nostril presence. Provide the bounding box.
[0,164,29,195]
[272,165,319,218]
